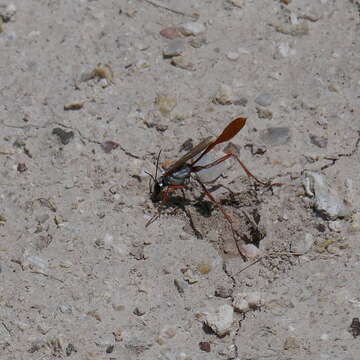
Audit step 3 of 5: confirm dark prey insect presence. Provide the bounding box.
[146,117,277,256]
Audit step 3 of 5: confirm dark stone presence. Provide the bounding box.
[309,134,328,148]
[199,341,211,352]
[52,128,74,145]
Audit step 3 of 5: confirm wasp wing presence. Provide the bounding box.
[163,136,213,177]
[192,117,247,166]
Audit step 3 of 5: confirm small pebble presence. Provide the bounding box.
[256,107,273,119]
[204,304,233,337]
[133,306,146,316]
[170,56,195,71]
[180,22,206,36]
[283,336,300,350]
[0,3,16,22]
[233,97,248,106]
[106,345,114,353]
[213,84,234,105]
[259,127,291,146]
[226,51,240,61]
[95,335,115,349]
[215,285,233,298]
[174,279,187,293]
[232,292,262,312]
[101,141,119,153]
[176,353,191,360]
[199,341,211,352]
[59,304,72,314]
[246,292,262,307]
[155,95,177,115]
[350,317,360,338]
[197,263,212,274]
[113,328,123,342]
[240,244,263,259]
[320,333,329,341]
[160,326,176,339]
[124,7,137,17]
[304,171,351,220]
[183,268,199,284]
[65,344,77,356]
[17,162,27,172]
[255,93,273,107]
[247,143,267,155]
[291,233,314,254]
[155,337,165,345]
[155,124,168,132]
[349,212,360,232]
[160,27,183,39]
[52,128,74,145]
[163,39,185,58]
[99,78,109,88]
[328,220,344,232]
[277,42,296,57]
[64,102,84,111]
[309,134,328,148]
[189,36,207,48]
[273,22,309,36]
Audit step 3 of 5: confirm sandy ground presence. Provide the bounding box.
[1,0,360,359]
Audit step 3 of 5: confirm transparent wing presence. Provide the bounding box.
[192,117,246,166]
[163,136,213,177]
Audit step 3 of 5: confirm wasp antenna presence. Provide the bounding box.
[144,170,156,193]
[144,170,155,182]
[154,149,162,181]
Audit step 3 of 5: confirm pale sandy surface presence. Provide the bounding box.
[1,1,360,359]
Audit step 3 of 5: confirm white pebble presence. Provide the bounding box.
[226,51,240,61]
[255,93,273,107]
[328,220,344,232]
[320,333,329,341]
[103,233,114,250]
[204,304,233,336]
[181,22,206,35]
[277,42,296,58]
[233,292,262,312]
[99,78,109,88]
[214,84,234,104]
[232,297,249,313]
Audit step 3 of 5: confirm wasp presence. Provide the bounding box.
[146,117,277,255]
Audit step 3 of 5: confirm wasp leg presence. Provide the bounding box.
[161,184,188,202]
[193,153,281,187]
[195,178,248,260]
[146,185,189,228]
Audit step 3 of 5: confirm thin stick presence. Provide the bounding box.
[142,0,197,18]
[236,251,304,275]
[2,322,12,336]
